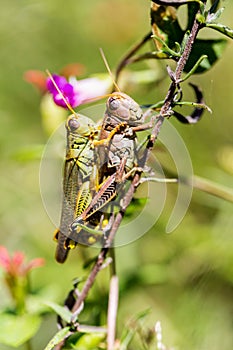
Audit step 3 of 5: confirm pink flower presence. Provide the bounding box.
[0,246,45,278]
[46,74,111,108]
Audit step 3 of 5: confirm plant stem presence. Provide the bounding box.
[107,276,119,350]
[70,0,206,326]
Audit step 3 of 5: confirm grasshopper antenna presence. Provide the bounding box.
[46,69,78,116]
[99,48,121,92]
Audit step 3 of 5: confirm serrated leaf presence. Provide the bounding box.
[44,327,70,350]
[45,301,73,324]
[184,38,227,73]
[0,313,41,347]
[206,23,233,40]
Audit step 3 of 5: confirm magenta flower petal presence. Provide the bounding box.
[46,73,111,109]
[46,74,81,108]
[46,74,67,94]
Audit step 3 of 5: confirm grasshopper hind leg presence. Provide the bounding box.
[54,229,76,263]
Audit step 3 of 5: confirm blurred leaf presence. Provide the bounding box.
[26,285,62,315]
[206,23,233,40]
[45,301,73,324]
[40,94,67,136]
[71,332,106,350]
[0,313,41,347]
[44,327,70,350]
[124,198,147,218]
[184,38,227,73]
[120,309,151,350]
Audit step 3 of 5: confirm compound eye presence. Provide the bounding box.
[67,117,80,131]
[108,97,120,110]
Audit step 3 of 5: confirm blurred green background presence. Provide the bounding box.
[0,0,233,349]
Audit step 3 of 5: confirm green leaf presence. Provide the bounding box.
[71,332,106,350]
[0,313,41,347]
[206,23,233,40]
[45,301,73,324]
[44,327,70,350]
[184,38,227,73]
[124,198,147,219]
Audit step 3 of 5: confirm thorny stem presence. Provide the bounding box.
[68,0,206,338]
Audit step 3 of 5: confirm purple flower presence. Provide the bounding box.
[46,75,81,108]
[46,74,111,109]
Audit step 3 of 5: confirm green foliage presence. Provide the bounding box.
[0,313,41,347]
[69,332,106,350]
[149,1,231,74]
[45,301,73,324]
[185,38,227,73]
[44,327,70,350]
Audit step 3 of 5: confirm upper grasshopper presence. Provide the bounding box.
[69,91,153,245]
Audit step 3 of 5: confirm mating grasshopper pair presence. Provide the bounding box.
[53,82,153,263]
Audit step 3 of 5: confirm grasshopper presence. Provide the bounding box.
[46,72,103,263]
[54,112,99,263]
[47,70,155,258]
[69,91,152,245]
[47,72,130,262]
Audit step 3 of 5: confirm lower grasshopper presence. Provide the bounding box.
[54,112,99,263]
[46,72,105,263]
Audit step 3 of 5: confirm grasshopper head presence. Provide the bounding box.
[106,92,144,126]
[66,113,96,137]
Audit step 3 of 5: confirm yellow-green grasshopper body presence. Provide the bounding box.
[54,113,99,263]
